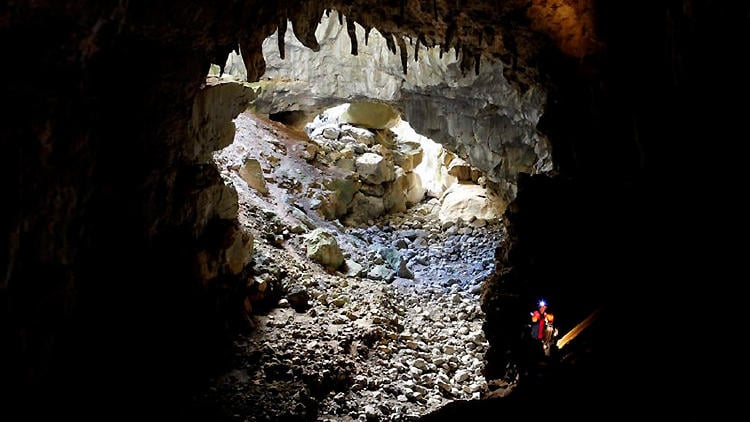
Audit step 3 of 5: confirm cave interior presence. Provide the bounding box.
[2,0,745,420]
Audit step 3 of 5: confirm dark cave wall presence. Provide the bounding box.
[0,2,268,418]
[478,0,746,416]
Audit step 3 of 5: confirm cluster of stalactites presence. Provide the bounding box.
[228,2,486,82]
[220,1,597,83]
[324,8,484,77]
[218,1,327,82]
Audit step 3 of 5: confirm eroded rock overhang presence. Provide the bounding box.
[237,10,553,207]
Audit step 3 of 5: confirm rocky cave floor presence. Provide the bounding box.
[192,111,512,421]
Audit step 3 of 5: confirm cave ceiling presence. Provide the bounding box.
[220,0,600,81]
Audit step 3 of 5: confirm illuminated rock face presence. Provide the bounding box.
[438,183,507,223]
[340,102,400,129]
[254,9,552,206]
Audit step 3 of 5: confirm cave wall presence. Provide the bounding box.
[0,2,273,418]
[477,0,746,417]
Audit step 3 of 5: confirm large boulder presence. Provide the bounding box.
[304,228,344,271]
[238,157,269,194]
[404,172,426,205]
[316,176,361,220]
[383,169,408,213]
[355,152,395,185]
[343,192,385,226]
[393,140,424,172]
[438,183,506,223]
[340,102,400,129]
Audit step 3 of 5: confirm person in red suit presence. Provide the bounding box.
[530,299,556,355]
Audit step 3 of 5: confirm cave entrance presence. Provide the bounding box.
[207,100,506,420]
[199,8,542,420]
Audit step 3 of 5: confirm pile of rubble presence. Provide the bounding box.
[199,109,507,420]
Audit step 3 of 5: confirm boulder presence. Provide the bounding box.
[304,228,344,270]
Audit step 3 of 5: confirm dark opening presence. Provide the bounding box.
[269,110,308,128]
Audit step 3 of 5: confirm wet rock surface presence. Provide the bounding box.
[197,111,506,421]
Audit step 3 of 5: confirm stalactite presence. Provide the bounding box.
[484,25,496,47]
[277,17,287,59]
[338,10,343,26]
[383,31,397,55]
[474,53,480,75]
[290,4,321,52]
[415,33,428,62]
[346,18,358,56]
[364,25,370,46]
[396,35,408,74]
[238,17,281,81]
[240,36,266,82]
[445,20,456,54]
[458,46,471,76]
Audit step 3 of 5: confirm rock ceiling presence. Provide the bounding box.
[231,0,598,81]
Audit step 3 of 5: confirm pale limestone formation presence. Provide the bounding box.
[383,169,408,213]
[355,152,396,185]
[404,172,426,206]
[189,80,257,284]
[304,228,345,270]
[238,157,269,194]
[304,106,426,225]
[189,79,259,163]
[340,102,400,129]
[224,224,254,275]
[446,155,473,181]
[340,124,376,145]
[392,140,423,172]
[240,9,552,208]
[304,103,503,226]
[438,183,506,223]
[391,121,454,199]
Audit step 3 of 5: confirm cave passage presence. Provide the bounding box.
[195,90,515,418]
[127,8,556,419]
